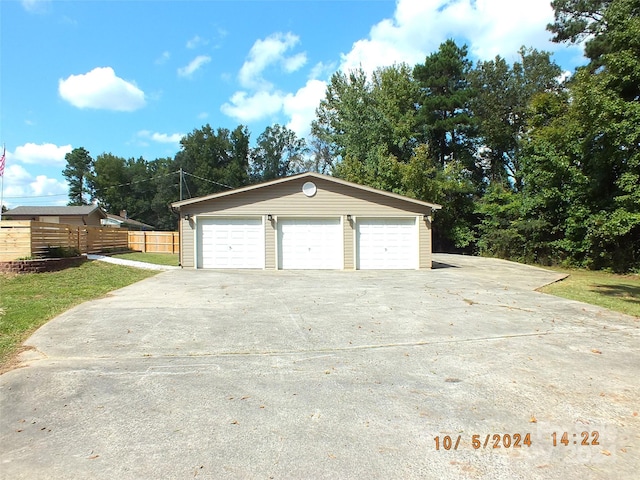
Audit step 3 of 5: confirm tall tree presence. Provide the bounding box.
[305,135,334,174]
[314,64,420,193]
[91,153,129,214]
[470,47,562,188]
[63,147,93,205]
[548,0,612,68]
[413,40,475,167]
[370,63,420,164]
[250,124,307,182]
[175,124,250,198]
[148,157,180,230]
[312,67,377,164]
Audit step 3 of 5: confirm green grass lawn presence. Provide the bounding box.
[539,267,640,317]
[0,261,158,370]
[111,252,179,266]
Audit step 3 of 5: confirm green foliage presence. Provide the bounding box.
[43,246,81,258]
[63,147,93,205]
[413,40,475,167]
[176,124,250,196]
[312,67,378,163]
[548,0,613,67]
[250,124,307,181]
[401,144,439,202]
[470,47,562,188]
[432,161,478,251]
[476,184,524,260]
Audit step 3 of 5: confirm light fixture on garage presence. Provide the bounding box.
[267,214,273,221]
[346,214,352,221]
[184,214,191,221]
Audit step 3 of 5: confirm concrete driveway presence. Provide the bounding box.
[1,254,638,479]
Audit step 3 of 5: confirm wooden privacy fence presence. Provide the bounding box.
[0,221,129,261]
[127,231,179,253]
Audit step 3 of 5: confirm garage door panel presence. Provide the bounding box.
[357,218,417,269]
[199,218,264,269]
[278,219,342,269]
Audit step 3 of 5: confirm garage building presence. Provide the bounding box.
[172,172,441,270]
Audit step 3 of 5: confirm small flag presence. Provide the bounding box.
[0,146,5,177]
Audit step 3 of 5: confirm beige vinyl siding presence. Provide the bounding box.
[265,217,276,269]
[418,216,432,269]
[179,177,435,269]
[343,218,355,269]
[181,218,195,267]
[182,178,429,217]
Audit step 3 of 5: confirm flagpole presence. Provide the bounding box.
[0,144,4,222]
[0,173,3,221]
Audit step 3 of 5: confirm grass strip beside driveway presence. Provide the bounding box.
[0,261,158,370]
[539,267,640,317]
[111,252,179,266]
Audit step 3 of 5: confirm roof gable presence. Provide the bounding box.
[171,172,441,210]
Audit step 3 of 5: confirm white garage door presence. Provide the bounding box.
[278,218,343,269]
[198,218,264,269]
[357,218,418,269]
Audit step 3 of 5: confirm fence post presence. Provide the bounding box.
[142,231,146,253]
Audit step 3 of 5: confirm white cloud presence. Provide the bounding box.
[156,51,171,65]
[13,143,72,166]
[4,164,32,183]
[58,67,146,111]
[186,35,208,49]
[283,53,308,73]
[221,91,285,123]
[152,133,183,143]
[309,61,336,81]
[21,0,51,14]
[31,175,67,196]
[138,131,184,144]
[178,55,211,78]
[238,32,306,89]
[220,79,327,136]
[283,80,327,138]
[2,164,68,209]
[339,0,575,74]
[221,32,312,125]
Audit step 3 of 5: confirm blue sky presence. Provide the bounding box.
[1,0,585,208]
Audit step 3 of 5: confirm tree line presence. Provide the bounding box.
[62,123,311,230]
[64,0,639,272]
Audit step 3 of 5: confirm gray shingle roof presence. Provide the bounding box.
[105,214,155,230]
[5,205,107,217]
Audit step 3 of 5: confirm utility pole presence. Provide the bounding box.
[179,167,183,201]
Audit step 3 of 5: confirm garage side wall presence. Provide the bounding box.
[179,177,435,269]
[180,217,194,267]
[265,218,276,270]
[418,216,432,269]
[343,219,354,269]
